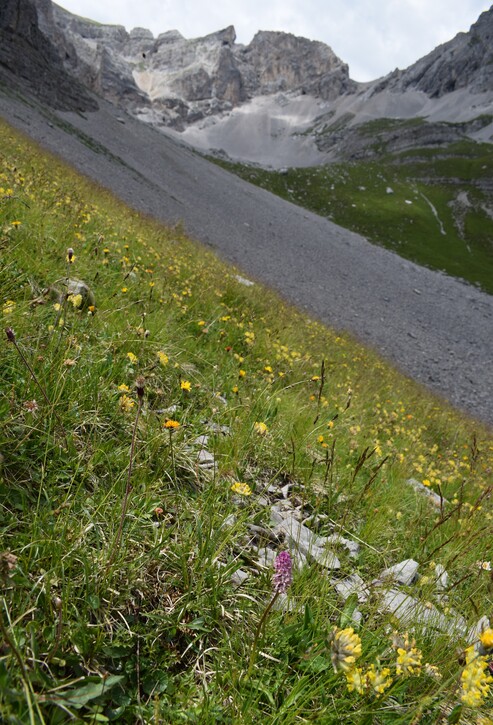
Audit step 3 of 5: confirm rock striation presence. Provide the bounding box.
[0,0,97,111]
[374,6,493,97]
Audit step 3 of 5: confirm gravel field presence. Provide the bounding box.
[1,91,492,425]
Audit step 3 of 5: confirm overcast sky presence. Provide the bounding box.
[55,1,490,82]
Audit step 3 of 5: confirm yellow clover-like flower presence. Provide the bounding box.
[230,482,252,496]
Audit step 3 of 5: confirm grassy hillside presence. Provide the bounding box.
[210,136,493,295]
[1,119,493,723]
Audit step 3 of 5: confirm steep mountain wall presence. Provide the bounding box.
[46,2,356,128]
[0,0,97,111]
[373,7,493,97]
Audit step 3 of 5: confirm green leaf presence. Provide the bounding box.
[339,593,360,629]
[59,675,124,709]
[447,705,463,724]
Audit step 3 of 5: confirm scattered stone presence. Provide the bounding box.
[231,568,250,586]
[386,187,394,194]
[406,478,448,508]
[247,524,281,543]
[222,514,236,528]
[197,449,215,469]
[235,275,255,287]
[434,564,449,591]
[467,615,491,645]
[377,588,466,635]
[378,559,420,586]
[257,547,277,567]
[326,534,360,559]
[193,434,209,447]
[274,514,340,570]
[207,424,231,435]
[333,573,370,603]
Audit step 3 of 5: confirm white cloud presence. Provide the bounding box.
[55,0,490,81]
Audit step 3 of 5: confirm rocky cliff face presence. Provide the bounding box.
[0,0,97,110]
[374,7,493,97]
[42,2,356,129]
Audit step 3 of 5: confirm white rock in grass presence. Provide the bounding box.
[326,534,360,559]
[377,588,466,635]
[407,478,447,507]
[234,274,255,287]
[434,564,449,591]
[275,514,340,569]
[379,559,419,586]
[334,573,370,603]
[257,547,277,567]
[197,449,215,469]
[231,568,250,586]
[467,615,491,646]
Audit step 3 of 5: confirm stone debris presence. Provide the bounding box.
[378,559,420,586]
[192,429,480,643]
[434,564,449,591]
[406,478,448,508]
[333,573,370,603]
[197,449,215,469]
[235,275,255,287]
[376,588,466,636]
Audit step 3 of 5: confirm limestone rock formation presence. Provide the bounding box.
[0,0,97,111]
[43,2,355,129]
[374,6,493,97]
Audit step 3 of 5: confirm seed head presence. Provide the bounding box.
[5,327,16,343]
[135,376,145,398]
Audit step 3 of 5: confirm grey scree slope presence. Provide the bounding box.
[1,92,492,425]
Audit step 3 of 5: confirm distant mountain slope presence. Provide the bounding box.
[374,6,493,97]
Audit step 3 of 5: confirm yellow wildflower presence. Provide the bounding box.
[461,647,493,707]
[238,369,246,378]
[119,394,135,413]
[164,419,180,429]
[230,482,252,496]
[396,647,422,677]
[127,352,138,364]
[366,665,393,696]
[118,384,130,392]
[345,667,365,694]
[68,293,83,309]
[479,628,493,650]
[180,380,192,392]
[2,300,16,315]
[157,351,169,366]
[330,627,362,673]
[254,421,268,436]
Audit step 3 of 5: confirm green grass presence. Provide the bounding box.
[210,138,493,295]
[1,119,493,723]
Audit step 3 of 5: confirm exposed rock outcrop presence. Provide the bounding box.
[374,6,493,97]
[43,3,355,128]
[0,0,97,111]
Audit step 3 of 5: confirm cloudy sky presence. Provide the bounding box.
[55,0,490,82]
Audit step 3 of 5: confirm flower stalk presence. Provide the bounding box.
[106,377,145,571]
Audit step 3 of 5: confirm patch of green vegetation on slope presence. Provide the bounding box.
[211,138,493,294]
[1,119,493,723]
